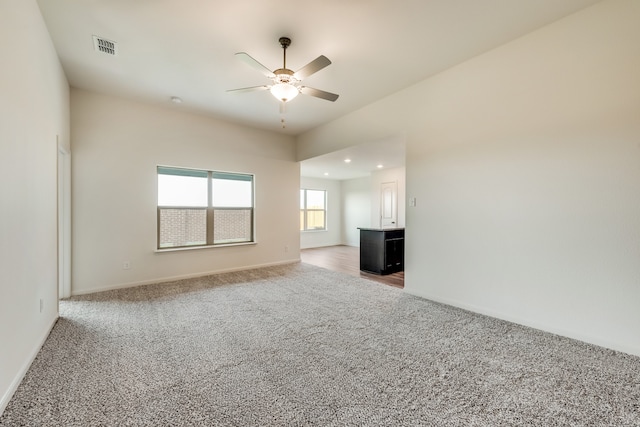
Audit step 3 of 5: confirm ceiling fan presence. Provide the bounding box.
[228,37,339,105]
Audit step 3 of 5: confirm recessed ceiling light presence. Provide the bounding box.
[324,172,329,176]
[377,164,384,168]
[344,158,351,163]
[170,96,182,104]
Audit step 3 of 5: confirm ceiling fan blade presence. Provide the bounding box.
[294,55,331,80]
[226,85,270,93]
[235,52,275,78]
[300,86,339,102]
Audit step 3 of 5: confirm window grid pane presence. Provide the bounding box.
[306,210,325,230]
[159,208,207,248]
[213,209,252,244]
[158,174,208,207]
[306,190,325,209]
[212,179,253,208]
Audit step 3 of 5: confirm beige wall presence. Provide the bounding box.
[341,177,372,246]
[0,0,70,413]
[296,1,640,356]
[71,89,300,294]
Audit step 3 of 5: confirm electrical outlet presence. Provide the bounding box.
[123,261,131,270]
[284,245,289,253]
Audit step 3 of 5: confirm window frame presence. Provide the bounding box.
[300,188,327,232]
[157,166,255,250]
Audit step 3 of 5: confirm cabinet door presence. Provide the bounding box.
[384,238,404,272]
[360,230,385,274]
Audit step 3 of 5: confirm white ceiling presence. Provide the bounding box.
[301,135,406,181]
[36,0,600,179]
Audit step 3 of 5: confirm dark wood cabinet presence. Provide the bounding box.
[359,228,404,275]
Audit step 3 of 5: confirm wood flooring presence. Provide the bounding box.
[300,245,404,289]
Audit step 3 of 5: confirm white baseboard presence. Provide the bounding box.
[71,259,301,296]
[0,316,58,416]
[403,287,640,358]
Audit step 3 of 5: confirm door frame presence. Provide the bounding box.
[57,143,71,299]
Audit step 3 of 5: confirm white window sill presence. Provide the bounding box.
[155,241,256,253]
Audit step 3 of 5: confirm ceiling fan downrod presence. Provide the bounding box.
[279,37,291,69]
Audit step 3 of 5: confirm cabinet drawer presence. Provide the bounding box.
[384,230,404,240]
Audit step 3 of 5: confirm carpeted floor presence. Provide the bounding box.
[1,263,639,426]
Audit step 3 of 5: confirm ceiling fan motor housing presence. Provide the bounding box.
[279,37,291,49]
[273,68,296,83]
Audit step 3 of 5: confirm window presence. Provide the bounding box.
[300,189,326,231]
[157,166,254,249]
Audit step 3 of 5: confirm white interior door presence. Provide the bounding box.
[380,181,397,228]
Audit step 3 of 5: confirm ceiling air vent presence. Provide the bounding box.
[92,35,118,56]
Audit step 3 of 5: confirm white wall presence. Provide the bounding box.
[370,167,406,229]
[300,177,342,249]
[0,0,70,413]
[341,177,371,246]
[302,168,406,248]
[71,89,300,294]
[296,1,640,356]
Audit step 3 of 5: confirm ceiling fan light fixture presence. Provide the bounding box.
[270,82,299,102]
[230,36,338,109]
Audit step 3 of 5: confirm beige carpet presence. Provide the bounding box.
[1,263,639,426]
